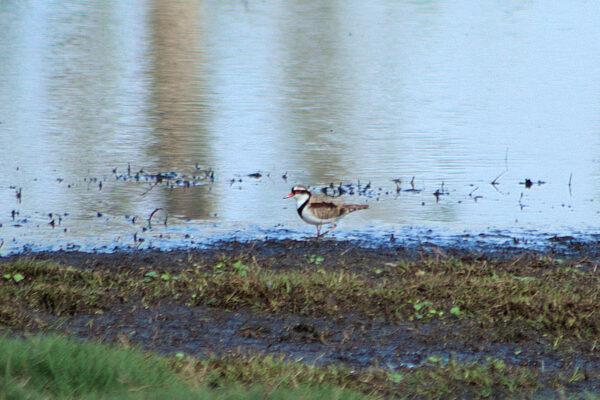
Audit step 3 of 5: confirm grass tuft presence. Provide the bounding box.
[2,255,600,342]
[0,334,194,399]
[170,351,540,399]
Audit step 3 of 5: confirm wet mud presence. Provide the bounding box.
[49,302,600,378]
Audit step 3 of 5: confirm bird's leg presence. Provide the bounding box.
[316,225,321,239]
[319,223,337,238]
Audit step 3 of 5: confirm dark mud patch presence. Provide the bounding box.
[57,303,600,376]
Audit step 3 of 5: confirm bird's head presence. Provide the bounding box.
[284,185,311,200]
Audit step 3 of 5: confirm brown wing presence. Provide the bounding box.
[309,201,347,219]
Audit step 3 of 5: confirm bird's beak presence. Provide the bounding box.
[284,192,294,199]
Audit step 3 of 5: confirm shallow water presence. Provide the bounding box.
[1,1,600,255]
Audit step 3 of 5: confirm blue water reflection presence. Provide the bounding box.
[1,1,599,254]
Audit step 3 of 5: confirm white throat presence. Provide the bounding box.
[293,192,310,209]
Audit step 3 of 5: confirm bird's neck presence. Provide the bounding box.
[295,192,310,214]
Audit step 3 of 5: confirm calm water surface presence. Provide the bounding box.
[1,1,600,254]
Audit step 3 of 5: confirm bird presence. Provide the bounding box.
[284,185,369,238]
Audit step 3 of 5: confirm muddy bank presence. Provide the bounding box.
[6,235,600,269]
[52,303,600,376]
[3,239,600,397]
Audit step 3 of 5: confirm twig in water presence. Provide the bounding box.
[133,233,143,251]
[392,178,402,196]
[141,181,159,196]
[491,170,505,186]
[404,176,421,193]
[147,208,163,228]
[491,148,509,186]
[568,173,573,196]
[519,193,527,210]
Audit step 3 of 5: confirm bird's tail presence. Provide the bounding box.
[346,204,369,212]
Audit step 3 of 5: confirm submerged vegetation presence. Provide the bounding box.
[1,247,600,398]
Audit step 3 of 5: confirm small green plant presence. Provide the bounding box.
[486,357,506,371]
[308,255,324,265]
[427,355,443,364]
[565,367,585,383]
[213,262,225,274]
[3,273,24,283]
[233,261,249,276]
[408,299,443,321]
[389,372,403,383]
[160,273,179,281]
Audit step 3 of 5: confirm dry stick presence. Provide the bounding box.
[248,237,263,253]
[430,246,448,259]
[224,290,238,305]
[147,208,163,228]
[508,253,527,269]
[490,170,506,186]
[129,385,152,393]
[491,148,509,186]
[133,237,142,251]
[340,246,352,256]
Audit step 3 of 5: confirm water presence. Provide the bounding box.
[1,1,600,255]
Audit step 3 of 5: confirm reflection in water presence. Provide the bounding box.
[0,1,600,254]
[277,1,352,181]
[149,0,214,219]
[42,2,153,217]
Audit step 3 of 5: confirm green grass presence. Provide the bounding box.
[0,334,194,399]
[0,335,369,400]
